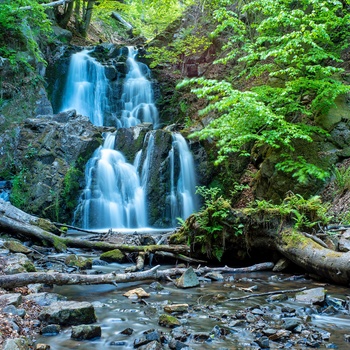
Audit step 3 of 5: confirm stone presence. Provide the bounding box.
[100,249,125,263]
[65,255,92,270]
[3,241,31,254]
[3,305,26,317]
[35,344,51,350]
[175,267,199,288]
[41,324,61,336]
[71,324,102,340]
[164,304,189,314]
[267,293,288,302]
[296,287,325,304]
[0,293,22,306]
[39,301,97,326]
[158,314,181,328]
[283,317,302,331]
[149,281,164,291]
[204,272,224,281]
[121,327,134,335]
[24,292,67,306]
[255,336,270,349]
[3,338,32,350]
[134,329,160,348]
[272,258,290,272]
[52,25,72,43]
[3,253,36,274]
[123,288,150,298]
[138,340,163,350]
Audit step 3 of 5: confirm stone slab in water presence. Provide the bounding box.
[175,267,199,288]
[295,287,325,304]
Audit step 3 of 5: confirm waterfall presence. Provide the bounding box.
[75,133,147,229]
[60,50,109,126]
[63,46,198,229]
[117,47,159,128]
[169,133,198,226]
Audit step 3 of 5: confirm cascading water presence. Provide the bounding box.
[168,133,198,227]
[63,46,198,229]
[76,133,147,229]
[60,49,109,126]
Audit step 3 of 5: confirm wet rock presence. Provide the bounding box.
[3,240,31,254]
[71,324,102,340]
[326,295,345,310]
[39,301,97,326]
[193,332,210,342]
[100,249,125,263]
[175,267,199,289]
[65,254,93,270]
[283,317,302,331]
[104,65,118,80]
[159,314,181,328]
[52,25,72,43]
[255,336,269,349]
[0,293,22,307]
[35,344,51,350]
[24,292,67,306]
[121,327,134,335]
[344,334,350,342]
[149,282,164,291]
[204,272,224,281]
[168,339,188,350]
[138,340,164,350]
[267,293,288,302]
[123,288,150,298]
[3,253,36,274]
[273,258,290,272]
[134,329,160,348]
[296,287,325,304]
[41,324,61,336]
[3,338,33,350]
[3,305,26,317]
[164,304,189,314]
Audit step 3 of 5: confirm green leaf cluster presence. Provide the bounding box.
[245,193,332,232]
[0,1,52,67]
[178,0,350,183]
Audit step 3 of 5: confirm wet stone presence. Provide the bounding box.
[138,340,163,350]
[267,293,288,302]
[41,324,61,336]
[295,287,325,304]
[255,336,270,349]
[283,317,302,331]
[168,339,188,350]
[121,327,134,335]
[149,282,164,291]
[71,324,102,340]
[204,272,224,281]
[175,267,199,289]
[3,305,26,317]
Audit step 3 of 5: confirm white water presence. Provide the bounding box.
[169,133,198,226]
[75,133,147,229]
[65,47,198,229]
[117,47,159,128]
[60,50,109,126]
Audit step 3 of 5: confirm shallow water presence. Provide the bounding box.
[36,266,350,349]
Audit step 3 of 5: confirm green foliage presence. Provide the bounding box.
[96,0,191,39]
[0,1,52,67]
[333,166,350,196]
[63,166,83,210]
[10,169,29,209]
[177,0,350,183]
[192,186,232,261]
[245,193,332,232]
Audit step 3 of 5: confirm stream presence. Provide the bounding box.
[36,256,350,349]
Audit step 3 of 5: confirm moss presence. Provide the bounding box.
[158,314,181,328]
[169,232,187,245]
[52,236,67,252]
[100,249,125,263]
[23,261,36,272]
[65,254,93,270]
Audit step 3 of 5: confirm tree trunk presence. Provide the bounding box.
[276,228,350,285]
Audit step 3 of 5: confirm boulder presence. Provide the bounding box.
[3,338,32,350]
[295,287,325,304]
[163,304,189,313]
[24,292,67,306]
[175,267,199,288]
[0,293,22,307]
[158,314,181,328]
[71,325,102,340]
[3,253,36,274]
[39,301,97,326]
[123,288,150,299]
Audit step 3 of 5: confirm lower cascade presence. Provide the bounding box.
[64,46,199,229]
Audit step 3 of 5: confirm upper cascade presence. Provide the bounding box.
[59,45,198,229]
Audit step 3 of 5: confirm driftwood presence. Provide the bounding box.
[0,262,275,289]
[111,11,133,31]
[0,201,189,254]
[0,265,160,289]
[20,0,74,10]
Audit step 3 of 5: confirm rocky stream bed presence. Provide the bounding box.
[1,233,350,350]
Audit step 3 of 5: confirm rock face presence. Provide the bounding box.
[0,110,103,222]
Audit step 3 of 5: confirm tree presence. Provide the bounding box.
[179,0,350,183]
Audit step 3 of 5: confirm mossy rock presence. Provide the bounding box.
[100,249,125,263]
[65,255,93,270]
[158,314,181,328]
[3,240,31,254]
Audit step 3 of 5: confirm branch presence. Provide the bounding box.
[20,0,74,10]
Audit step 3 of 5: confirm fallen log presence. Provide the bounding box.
[0,265,161,289]
[0,201,189,254]
[19,0,74,10]
[111,11,133,31]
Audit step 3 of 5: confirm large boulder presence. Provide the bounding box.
[39,301,97,326]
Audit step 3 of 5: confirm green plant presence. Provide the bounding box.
[63,166,83,211]
[192,186,232,261]
[333,166,350,196]
[10,169,29,209]
[245,193,332,232]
